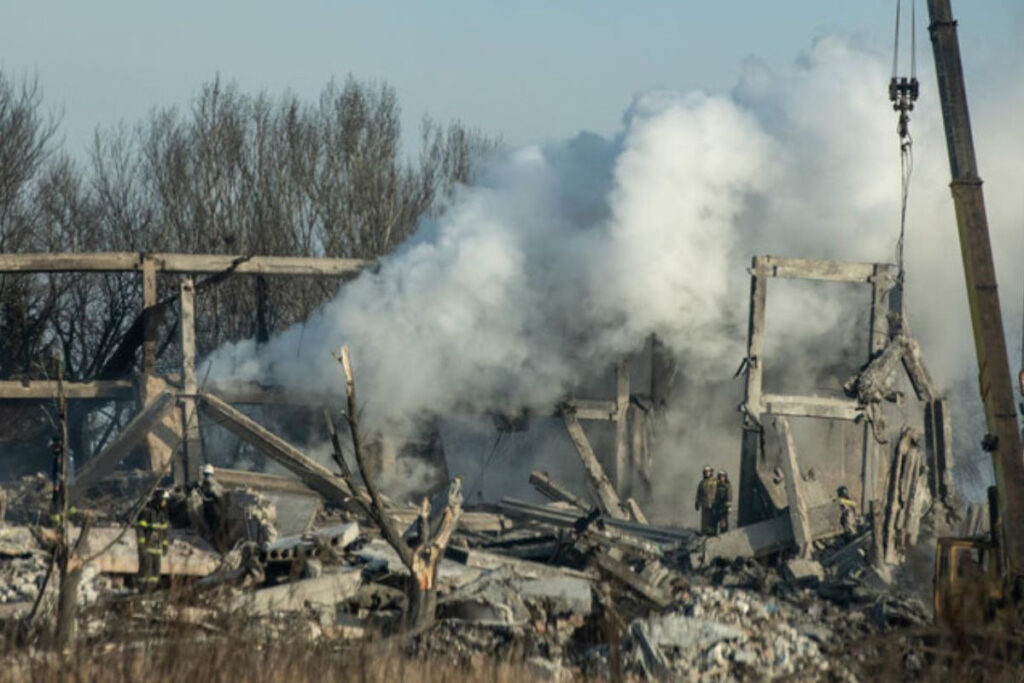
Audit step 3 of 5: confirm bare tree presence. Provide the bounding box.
[1,71,500,468]
[332,345,462,631]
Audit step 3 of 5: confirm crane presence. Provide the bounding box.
[925,0,1024,619]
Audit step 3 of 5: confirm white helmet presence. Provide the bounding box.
[201,464,215,476]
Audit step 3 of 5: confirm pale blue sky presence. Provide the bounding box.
[1,1,1021,155]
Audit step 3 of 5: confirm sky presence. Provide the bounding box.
[1,1,1022,156]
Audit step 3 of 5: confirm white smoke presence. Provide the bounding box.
[204,88,773,430]
[203,35,1024,505]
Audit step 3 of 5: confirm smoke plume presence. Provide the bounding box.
[204,35,1024,508]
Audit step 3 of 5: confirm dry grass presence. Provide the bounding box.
[1,640,544,683]
[0,584,559,683]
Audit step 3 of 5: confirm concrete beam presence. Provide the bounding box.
[776,417,813,557]
[756,256,895,284]
[562,399,618,421]
[211,467,318,497]
[0,252,369,277]
[197,391,353,506]
[237,569,363,614]
[563,411,628,520]
[699,503,844,562]
[761,394,862,421]
[69,391,175,501]
[0,380,134,400]
[80,527,220,575]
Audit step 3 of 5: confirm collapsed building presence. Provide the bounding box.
[0,248,985,681]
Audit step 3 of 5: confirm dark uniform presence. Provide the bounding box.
[712,472,732,535]
[694,467,718,535]
[199,469,226,550]
[136,494,170,591]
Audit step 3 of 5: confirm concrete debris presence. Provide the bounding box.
[0,452,961,681]
[237,568,363,615]
[439,565,592,626]
[622,587,843,680]
[783,558,824,585]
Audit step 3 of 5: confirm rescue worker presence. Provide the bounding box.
[712,470,732,535]
[136,490,170,592]
[199,464,226,548]
[694,466,718,535]
[836,486,858,539]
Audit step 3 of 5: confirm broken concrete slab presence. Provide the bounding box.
[78,527,220,576]
[0,526,40,557]
[356,538,483,589]
[237,568,362,614]
[264,522,359,562]
[438,566,592,626]
[783,558,824,585]
[641,612,745,652]
[697,503,844,564]
[518,576,593,617]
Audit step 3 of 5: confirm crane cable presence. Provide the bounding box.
[890,0,919,286]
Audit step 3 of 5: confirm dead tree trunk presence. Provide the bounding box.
[333,345,462,632]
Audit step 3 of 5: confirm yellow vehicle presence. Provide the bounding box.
[925,0,1024,623]
[934,536,1002,624]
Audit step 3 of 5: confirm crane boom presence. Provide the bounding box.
[926,0,1024,583]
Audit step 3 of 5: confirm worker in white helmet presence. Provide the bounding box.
[199,463,225,547]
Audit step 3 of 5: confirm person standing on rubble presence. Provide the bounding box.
[199,464,226,545]
[713,470,732,535]
[136,490,170,592]
[836,486,859,539]
[694,466,718,535]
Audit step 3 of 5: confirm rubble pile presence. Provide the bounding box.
[0,455,1005,682]
[0,554,46,605]
[627,588,837,680]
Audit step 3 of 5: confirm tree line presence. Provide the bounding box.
[0,70,498,462]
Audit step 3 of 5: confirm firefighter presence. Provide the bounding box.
[136,490,170,592]
[694,465,718,535]
[712,470,732,535]
[837,486,858,538]
[199,464,226,548]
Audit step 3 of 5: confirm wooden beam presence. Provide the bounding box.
[69,391,175,501]
[775,417,813,558]
[761,393,862,421]
[0,380,133,400]
[562,411,628,520]
[0,252,369,276]
[197,391,353,506]
[756,256,896,283]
